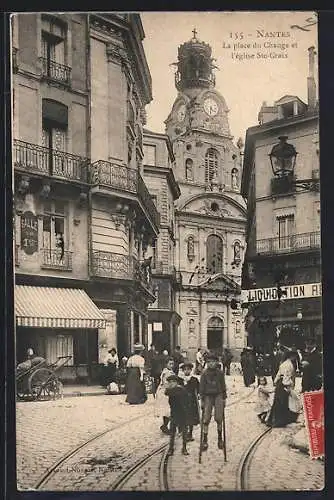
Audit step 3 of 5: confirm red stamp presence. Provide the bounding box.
[302,390,325,459]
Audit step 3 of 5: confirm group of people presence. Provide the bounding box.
[253,341,323,428]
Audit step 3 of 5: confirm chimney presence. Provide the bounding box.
[307,46,317,110]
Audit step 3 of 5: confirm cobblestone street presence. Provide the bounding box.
[16,376,324,491]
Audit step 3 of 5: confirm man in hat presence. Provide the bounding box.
[199,352,227,451]
[164,373,189,456]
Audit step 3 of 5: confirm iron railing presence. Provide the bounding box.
[41,57,71,85]
[256,231,321,255]
[90,161,160,229]
[42,249,73,270]
[90,250,153,291]
[13,140,89,182]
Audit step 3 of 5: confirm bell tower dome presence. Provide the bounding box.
[173,29,217,95]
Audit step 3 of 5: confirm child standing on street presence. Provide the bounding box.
[255,376,272,423]
[164,374,189,456]
[180,362,200,441]
[199,352,227,451]
[155,358,175,434]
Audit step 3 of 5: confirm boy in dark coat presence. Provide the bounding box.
[199,352,227,451]
[180,362,200,441]
[164,374,189,456]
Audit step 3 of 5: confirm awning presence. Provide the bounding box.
[15,286,106,329]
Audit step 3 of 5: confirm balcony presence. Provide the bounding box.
[41,249,73,271]
[152,261,177,278]
[256,232,321,256]
[90,161,160,230]
[90,250,153,291]
[13,140,89,182]
[41,57,71,86]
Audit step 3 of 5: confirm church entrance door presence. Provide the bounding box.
[207,316,224,354]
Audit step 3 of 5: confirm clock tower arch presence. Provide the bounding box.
[165,30,247,360]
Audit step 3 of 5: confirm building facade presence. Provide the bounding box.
[165,32,247,360]
[12,13,158,382]
[241,47,321,353]
[142,130,182,352]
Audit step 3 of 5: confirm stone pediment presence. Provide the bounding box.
[198,273,241,294]
[180,193,246,220]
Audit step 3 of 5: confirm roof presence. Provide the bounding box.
[15,286,106,329]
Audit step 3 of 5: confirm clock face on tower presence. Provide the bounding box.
[177,104,186,122]
[204,97,219,116]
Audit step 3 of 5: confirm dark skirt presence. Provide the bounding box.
[241,361,256,387]
[125,367,147,405]
[267,379,298,428]
[185,391,200,426]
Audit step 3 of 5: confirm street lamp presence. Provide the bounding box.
[269,136,297,177]
[269,136,320,192]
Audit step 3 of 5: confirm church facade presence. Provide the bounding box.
[164,31,247,360]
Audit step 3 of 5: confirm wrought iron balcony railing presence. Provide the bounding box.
[41,248,73,270]
[256,231,321,255]
[13,140,89,182]
[41,57,71,85]
[90,161,160,229]
[90,250,153,291]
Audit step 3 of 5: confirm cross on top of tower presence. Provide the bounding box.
[192,28,198,39]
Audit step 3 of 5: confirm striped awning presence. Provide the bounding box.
[15,286,106,329]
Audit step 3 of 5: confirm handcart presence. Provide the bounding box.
[16,355,72,401]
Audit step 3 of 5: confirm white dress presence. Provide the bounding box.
[155,367,174,417]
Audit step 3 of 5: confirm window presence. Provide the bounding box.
[205,148,219,183]
[231,168,239,190]
[43,200,68,262]
[187,236,195,262]
[277,215,295,249]
[185,158,194,180]
[207,234,223,274]
[46,334,74,366]
[143,145,156,166]
[42,99,68,175]
[41,16,70,84]
[235,320,241,337]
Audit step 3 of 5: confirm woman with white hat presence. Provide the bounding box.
[125,343,147,405]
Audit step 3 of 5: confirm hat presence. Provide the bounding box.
[133,343,144,351]
[206,352,218,361]
[166,374,179,383]
[181,361,193,369]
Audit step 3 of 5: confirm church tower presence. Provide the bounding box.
[165,30,247,360]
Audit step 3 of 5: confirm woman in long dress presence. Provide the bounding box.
[155,358,175,433]
[266,349,298,427]
[126,344,147,405]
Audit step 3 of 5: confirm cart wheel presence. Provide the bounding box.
[28,368,58,401]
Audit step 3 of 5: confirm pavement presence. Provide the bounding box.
[16,375,324,491]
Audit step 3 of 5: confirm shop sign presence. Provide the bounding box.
[242,283,322,304]
[21,211,38,255]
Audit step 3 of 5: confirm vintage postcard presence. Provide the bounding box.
[11,10,323,492]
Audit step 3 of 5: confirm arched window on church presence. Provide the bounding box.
[185,158,194,181]
[206,234,223,274]
[187,236,195,262]
[205,148,219,184]
[231,167,239,190]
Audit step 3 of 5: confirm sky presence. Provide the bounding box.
[141,11,318,142]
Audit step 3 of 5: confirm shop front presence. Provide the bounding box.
[15,285,106,383]
[244,283,322,353]
[148,310,181,354]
